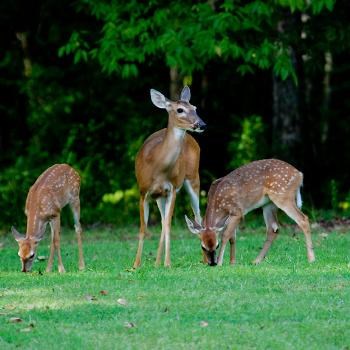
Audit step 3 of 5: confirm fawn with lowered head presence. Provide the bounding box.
[133,86,206,268]
[12,164,85,272]
[186,159,315,266]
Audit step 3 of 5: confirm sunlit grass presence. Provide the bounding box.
[1,223,350,349]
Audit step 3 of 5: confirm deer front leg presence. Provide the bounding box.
[155,197,166,266]
[229,232,236,265]
[46,225,56,273]
[217,216,240,266]
[163,189,176,267]
[52,216,66,273]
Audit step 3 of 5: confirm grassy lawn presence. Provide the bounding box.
[1,221,350,349]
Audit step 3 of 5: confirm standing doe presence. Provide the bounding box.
[133,86,206,268]
[185,159,315,266]
[12,164,85,272]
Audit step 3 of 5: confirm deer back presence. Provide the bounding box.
[25,164,80,226]
[204,159,303,225]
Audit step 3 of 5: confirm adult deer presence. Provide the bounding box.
[133,86,206,268]
[185,159,315,266]
[12,164,85,273]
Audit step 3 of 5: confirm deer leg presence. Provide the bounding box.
[163,189,176,267]
[202,250,209,264]
[184,178,202,224]
[253,204,279,265]
[70,197,85,271]
[50,216,65,273]
[155,196,166,266]
[229,231,237,265]
[133,194,149,268]
[271,195,315,263]
[217,216,240,266]
[46,223,56,273]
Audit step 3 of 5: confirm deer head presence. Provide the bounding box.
[185,215,229,266]
[150,86,206,133]
[12,227,40,272]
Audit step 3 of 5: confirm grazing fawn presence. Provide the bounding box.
[185,159,315,266]
[133,86,206,268]
[12,164,85,272]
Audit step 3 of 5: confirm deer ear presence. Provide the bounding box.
[150,89,169,109]
[214,216,230,233]
[180,86,191,102]
[11,226,25,242]
[185,215,202,234]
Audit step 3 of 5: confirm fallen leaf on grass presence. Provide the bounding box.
[124,268,136,273]
[199,321,209,327]
[117,298,128,306]
[37,256,47,261]
[9,317,22,323]
[25,304,36,310]
[124,322,136,328]
[85,295,97,302]
[0,242,4,249]
[20,323,35,333]
[319,232,328,239]
[100,290,108,296]
[4,305,16,310]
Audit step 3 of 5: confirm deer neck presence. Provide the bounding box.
[157,116,186,171]
[26,208,47,241]
[204,190,233,229]
[204,206,228,229]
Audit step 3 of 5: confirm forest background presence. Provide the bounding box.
[1,0,349,231]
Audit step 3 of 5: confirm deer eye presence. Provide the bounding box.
[176,108,184,114]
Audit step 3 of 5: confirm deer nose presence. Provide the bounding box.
[194,120,207,131]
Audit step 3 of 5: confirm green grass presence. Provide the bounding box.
[1,223,350,349]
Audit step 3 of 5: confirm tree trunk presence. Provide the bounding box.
[169,67,182,100]
[16,32,32,77]
[272,65,301,162]
[272,19,301,164]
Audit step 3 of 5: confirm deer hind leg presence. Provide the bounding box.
[133,194,149,268]
[253,203,279,265]
[49,216,66,273]
[184,178,202,224]
[70,197,85,271]
[217,216,240,266]
[270,193,315,263]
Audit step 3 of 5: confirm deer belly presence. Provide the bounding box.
[243,196,270,215]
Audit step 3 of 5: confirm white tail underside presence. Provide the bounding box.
[296,187,302,208]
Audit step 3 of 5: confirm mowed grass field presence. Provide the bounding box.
[1,221,350,349]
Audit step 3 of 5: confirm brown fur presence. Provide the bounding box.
[187,159,315,266]
[133,87,206,268]
[13,164,85,272]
